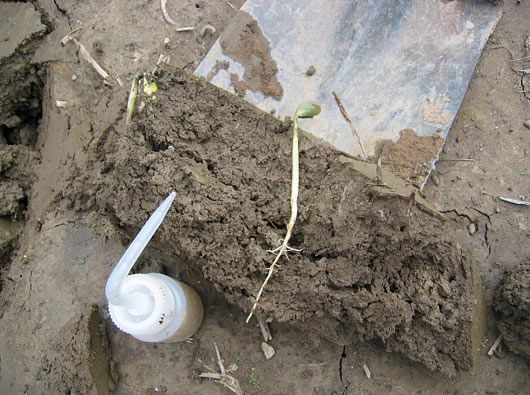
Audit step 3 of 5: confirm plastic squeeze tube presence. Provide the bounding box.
[105,192,204,342]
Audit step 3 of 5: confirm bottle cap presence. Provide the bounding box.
[108,273,175,337]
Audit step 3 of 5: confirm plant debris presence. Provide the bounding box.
[256,314,272,341]
[61,32,115,86]
[161,0,177,25]
[362,362,372,379]
[487,334,503,357]
[199,342,242,395]
[175,26,195,32]
[200,24,216,38]
[332,91,367,159]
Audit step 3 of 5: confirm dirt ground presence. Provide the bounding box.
[0,0,529,394]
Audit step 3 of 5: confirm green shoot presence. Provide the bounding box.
[249,368,261,390]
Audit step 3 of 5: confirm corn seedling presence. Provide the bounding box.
[126,74,159,128]
[246,102,320,323]
[126,73,142,127]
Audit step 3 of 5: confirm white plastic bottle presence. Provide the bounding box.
[105,192,204,342]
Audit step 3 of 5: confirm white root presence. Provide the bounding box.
[246,118,300,323]
[246,102,320,323]
[161,0,177,25]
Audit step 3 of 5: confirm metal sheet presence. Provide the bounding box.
[195,0,501,186]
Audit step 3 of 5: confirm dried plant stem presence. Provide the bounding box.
[61,34,112,84]
[487,334,503,356]
[332,91,367,159]
[161,0,177,25]
[246,116,301,323]
[199,342,242,395]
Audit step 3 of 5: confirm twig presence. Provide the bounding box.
[487,334,503,356]
[332,91,367,159]
[199,342,242,395]
[214,342,226,375]
[437,158,475,162]
[482,191,530,206]
[161,0,177,25]
[511,55,530,61]
[175,26,195,32]
[362,362,372,379]
[246,102,320,323]
[256,314,272,341]
[200,24,216,38]
[61,34,112,85]
[227,1,236,10]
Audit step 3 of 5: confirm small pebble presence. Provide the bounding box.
[71,74,77,81]
[468,223,477,235]
[305,65,316,77]
[261,342,275,359]
[164,37,170,47]
[523,119,530,130]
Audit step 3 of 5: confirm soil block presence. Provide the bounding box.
[494,261,530,359]
[68,66,486,376]
[37,304,117,394]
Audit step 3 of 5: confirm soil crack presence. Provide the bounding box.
[52,0,72,27]
[338,345,346,384]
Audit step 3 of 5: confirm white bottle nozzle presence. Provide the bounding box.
[106,192,204,343]
[105,192,176,306]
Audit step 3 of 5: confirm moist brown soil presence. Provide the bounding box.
[66,66,484,376]
[1,0,530,393]
[376,128,444,188]
[220,11,283,100]
[36,304,118,394]
[0,1,45,291]
[493,260,530,359]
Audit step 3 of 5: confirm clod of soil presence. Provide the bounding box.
[493,261,530,359]
[0,2,46,129]
[68,67,485,376]
[220,11,283,100]
[37,304,118,394]
[376,128,444,187]
[0,144,39,218]
[0,2,44,263]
